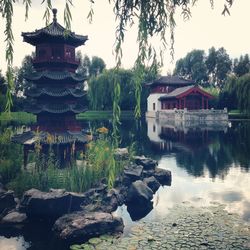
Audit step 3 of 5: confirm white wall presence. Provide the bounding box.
[147,93,166,112]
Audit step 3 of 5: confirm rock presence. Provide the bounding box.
[20,189,87,220]
[153,168,172,185]
[126,180,153,204]
[123,164,143,182]
[127,200,153,221]
[1,211,27,224]
[102,189,119,212]
[0,189,16,215]
[53,212,124,243]
[143,176,161,193]
[114,148,129,160]
[134,156,157,170]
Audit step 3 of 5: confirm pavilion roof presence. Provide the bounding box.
[25,103,87,114]
[159,85,213,100]
[25,70,86,83]
[12,130,89,145]
[22,9,88,47]
[26,87,86,98]
[147,75,195,87]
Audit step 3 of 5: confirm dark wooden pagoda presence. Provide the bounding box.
[13,9,89,166]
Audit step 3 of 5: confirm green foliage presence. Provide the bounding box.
[76,52,106,78]
[218,74,250,113]
[218,75,238,110]
[0,71,7,112]
[88,66,158,112]
[233,54,250,77]
[174,47,232,88]
[174,49,208,85]
[236,73,250,114]
[8,133,130,195]
[0,128,22,184]
[202,86,220,108]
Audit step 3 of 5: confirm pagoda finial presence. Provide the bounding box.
[52,8,57,22]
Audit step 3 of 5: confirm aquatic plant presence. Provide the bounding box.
[0,128,22,184]
[7,133,131,195]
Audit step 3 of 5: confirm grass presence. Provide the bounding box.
[77,110,134,120]
[0,111,135,122]
[228,110,250,119]
[7,133,133,196]
[0,112,35,123]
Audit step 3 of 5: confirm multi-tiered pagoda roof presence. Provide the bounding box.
[13,9,89,151]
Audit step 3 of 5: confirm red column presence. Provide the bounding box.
[202,96,204,109]
[206,99,208,109]
[184,97,186,109]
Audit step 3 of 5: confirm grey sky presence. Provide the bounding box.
[0,1,250,74]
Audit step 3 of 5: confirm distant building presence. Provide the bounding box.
[146,75,228,122]
[146,76,213,113]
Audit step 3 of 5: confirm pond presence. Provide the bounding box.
[0,117,250,249]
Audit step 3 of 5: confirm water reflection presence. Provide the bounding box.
[0,236,30,250]
[146,118,250,179]
[0,117,250,249]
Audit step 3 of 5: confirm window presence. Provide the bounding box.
[52,48,62,59]
[153,125,156,132]
[38,49,46,59]
[153,103,156,111]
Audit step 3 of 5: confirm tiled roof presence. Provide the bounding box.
[25,103,87,114]
[22,12,88,47]
[12,130,89,145]
[159,85,195,100]
[25,71,85,82]
[147,76,195,86]
[26,87,86,98]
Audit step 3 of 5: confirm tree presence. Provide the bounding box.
[14,54,35,96]
[76,52,106,78]
[0,71,6,112]
[233,54,250,77]
[174,49,208,84]
[218,76,238,110]
[236,73,250,114]
[206,47,217,83]
[206,47,232,88]
[88,65,159,111]
[76,51,90,77]
[0,0,234,115]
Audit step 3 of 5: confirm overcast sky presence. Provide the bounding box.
[0,0,250,74]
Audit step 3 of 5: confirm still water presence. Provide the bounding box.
[0,117,250,249]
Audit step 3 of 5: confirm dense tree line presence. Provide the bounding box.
[174,48,250,113]
[88,66,157,111]
[174,47,233,88]
[0,53,157,112]
[1,46,249,113]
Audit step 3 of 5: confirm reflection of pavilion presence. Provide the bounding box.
[146,117,228,152]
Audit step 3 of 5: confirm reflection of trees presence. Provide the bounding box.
[174,122,250,179]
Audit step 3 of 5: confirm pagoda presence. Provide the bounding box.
[13,9,89,166]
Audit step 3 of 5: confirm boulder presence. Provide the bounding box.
[123,164,143,182]
[127,200,153,221]
[53,212,124,243]
[114,148,129,160]
[126,180,153,204]
[0,189,16,215]
[20,189,87,220]
[1,211,27,224]
[134,156,157,170]
[143,176,161,193]
[153,168,172,185]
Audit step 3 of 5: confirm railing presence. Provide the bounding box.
[33,56,80,65]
